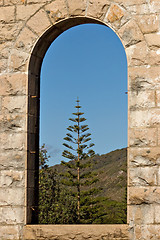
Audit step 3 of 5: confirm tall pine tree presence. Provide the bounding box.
[62,98,99,223]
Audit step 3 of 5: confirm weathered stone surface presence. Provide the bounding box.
[0,225,20,240]
[129,128,157,147]
[129,147,160,167]
[10,50,29,72]
[0,58,7,74]
[0,149,26,170]
[67,0,86,16]
[0,132,26,151]
[118,20,144,47]
[23,225,129,240]
[87,0,110,20]
[0,74,27,96]
[45,0,68,24]
[129,186,160,205]
[0,170,24,187]
[0,42,12,59]
[135,14,159,34]
[149,0,160,13]
[129,66,160,92]
[0,206,25,224]
[145,33,160,50]
[126,4,150,15]
[27,0,50,3]
[130,109,160,128]
[129,204,154,224]
[15,27,37,53]
[2,96,26,114]
[26,9,51,36]
[0,6,15,23]
[147,49,160,65]
[0,188,25,205]
[16,4,42,22]
[4,0,26,5]
[107,4,124,23]
[129,90,155,110]
[0,22,23,43]
[126,41,148,66]
[114,0,146,6]
[129,166,158,186]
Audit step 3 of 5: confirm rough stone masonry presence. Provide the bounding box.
[0,0,160,239]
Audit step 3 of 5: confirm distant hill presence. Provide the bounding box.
[52,147,127,202]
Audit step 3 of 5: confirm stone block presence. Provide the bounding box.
[4,0,26,5]
[0,58,7,74]
[0,132,26,151]
[155,205,160,223]
[15,27,37,54]
[0,22,23,43]
[129,147,160,167]
[16,4,42,22]
[129,204,154,225]
[129,166,158,186]
[126,41,148,66]
[0,6,15,23]
[129,90,155,110]
[27,0,50,3]
[149,0,160,13]
[0,206,25,224]
[67,0,86,16]
[10,50,29,72]
[0,226,20,240]
[106,3,124,23]
[2,95,27,114]
[128,186,160,205]
[147,49,160,65]
[0,170,24,187]
[129,128,157,147]
[0,149,26,170]
[45,0,68,24]
[26,9,51,36]
[135,14,159,34]
[114,0,146,5]
[0,187,25,206]
[118,19,144,47]
[130,109,160,128]
[126,4,150,15]
[0,74,27,96]
[0,113,26,133]
[0,42,12,59]
[145,33,160,50]
[87,0,110,20]
[128,66,160,92]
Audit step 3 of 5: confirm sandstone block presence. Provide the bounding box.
[135,14,159,34]
[45,0,68,24]
[10,50,29,72]
[129,147,160,167]
[0,187,25,206]
[129,204,154,224]
[15,27,37,53]
[129,166,158,186]
[145,33,160,50]
[87,0,110,20]
[0,149,26,170]
[106,4,124,23]
[149,0,160,13]
[0,0,3,5]
[147,49,160,65]
[27,0,50,3]
[0,113,26,133]
[128,66,160,92]
[16,4,42,22]
[0,132,26,151]
[145,225,160,240]
[4,0,26,5]
[126,4,150,15]
[0,22,23,43]
[2,96,26,114]
[0,170,24,187]
[0,58,7,74]
[0,6,15,23]
[157,91,160,107]
[27,9,51,36]
[118,20,144,47]
[130,109,160,128]
[0,42,12,59]
[155,205,160,223]
[128,186,160,205]
[0,74,27,96]
[129,128,157,147]
[67,0,86,16]
[0,226,20,240]
[129,90,155,110]
[0,206,25,224]
[126,41,148,66]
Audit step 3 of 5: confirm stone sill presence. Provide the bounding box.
[23,224,129,239]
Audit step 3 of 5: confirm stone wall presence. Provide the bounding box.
[0,0,160,239]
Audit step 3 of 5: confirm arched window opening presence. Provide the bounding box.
[27,19,127,224]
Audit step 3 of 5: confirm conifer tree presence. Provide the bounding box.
[62,98,98,223]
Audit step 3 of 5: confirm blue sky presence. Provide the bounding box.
[40,23,128,166]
